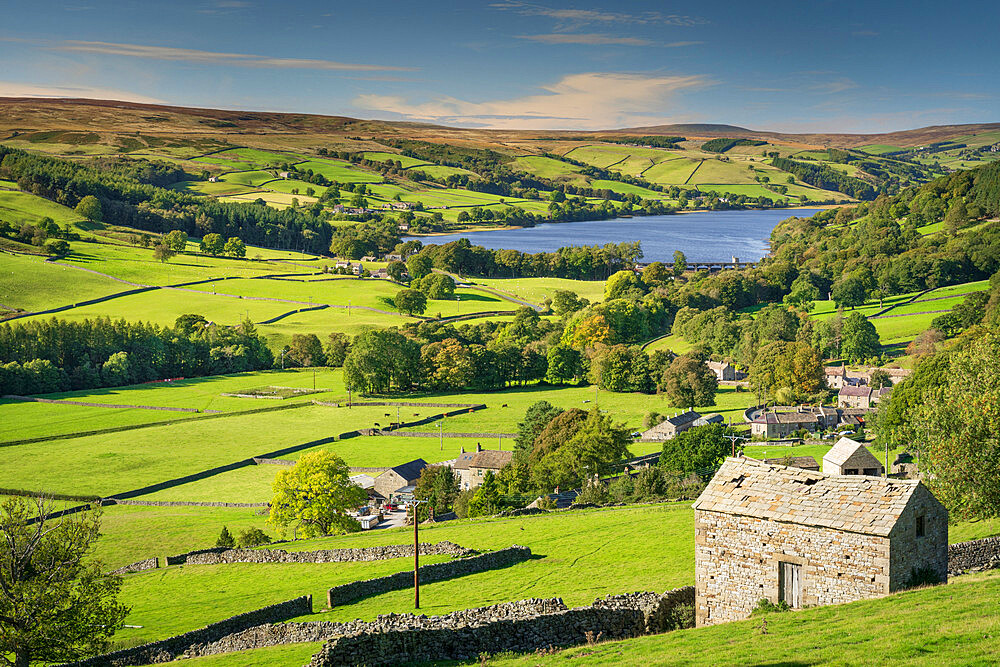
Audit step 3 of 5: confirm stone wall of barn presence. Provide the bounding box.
[694,509,890,626]
[889,485,949,588]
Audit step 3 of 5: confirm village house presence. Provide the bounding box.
[352,262,364,276]
[334,261,352,272]
[278,171,291,179]
[824,366,847,389]
[373,459,427,500]
[871,385,893,405]
[823,437,884,476]
[693,457,948,626]
[762,455,820,471]
[370,267,389,280]
[838,384,873,409]
[705,361,736,382]
[467,449,513,488]
[452,449,478,491]
[397,222,410,232]
[750,410,819,439]
[639,411,701,441]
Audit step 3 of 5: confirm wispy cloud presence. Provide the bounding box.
[38,40,416,72]
[517,33,702,47]
[492,2,708,29]
[353,71,710,130]
[0,80,163,103]
[809,77,859,94]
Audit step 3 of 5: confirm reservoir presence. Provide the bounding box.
[408,208,821,263]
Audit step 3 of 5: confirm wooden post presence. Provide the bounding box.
[413,504,420,609]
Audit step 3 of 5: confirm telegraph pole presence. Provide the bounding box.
[411,499,428,609]
[723,433,747,458]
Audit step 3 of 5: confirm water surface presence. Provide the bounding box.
[408,209,820,263]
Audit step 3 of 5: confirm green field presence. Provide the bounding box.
[641,158,702,185]
[0,189,87,226]
[295,159,383,184]
[0,252,125,312]
[472,276,607,305]
[218,170,281,187]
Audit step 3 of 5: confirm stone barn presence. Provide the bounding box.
[823,437,884,476]
[693,457,947,627]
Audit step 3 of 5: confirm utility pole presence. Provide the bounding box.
[313,368,316,390]
[439,421,444,450]
[410,499,428,609]
[722,433,747,458]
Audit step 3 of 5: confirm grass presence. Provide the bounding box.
[487,570,1000,666]
[150,644,324,666]
[0,252,125,312]
[589,180,667,199]
[362,151,429,168]
[295,159,383,184]
[641,159,702,185]
[872,310,947,343]
[0,399,206,442]
[219,170,282,187]
[643,333,694,355]
[471,276,607,305]
[510,156,585,182]
[0,189,86,226]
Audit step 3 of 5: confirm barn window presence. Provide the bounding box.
[916,515,925,538]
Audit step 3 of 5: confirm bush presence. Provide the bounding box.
[662,603,695,631]
[750,598,790,615]
[236,527,271,548]
[215,526,235,548]
[906,566,941,588]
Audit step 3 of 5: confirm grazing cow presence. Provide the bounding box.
[385,413,391,417]
[501,404,508,408]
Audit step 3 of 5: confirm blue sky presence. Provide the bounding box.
[1,0,996,132]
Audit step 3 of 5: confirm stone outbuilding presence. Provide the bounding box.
[706,361,736,382]
[374,459,427,500]
[822,437,884,476]
[693,457,948,627]
[640,411,701,441]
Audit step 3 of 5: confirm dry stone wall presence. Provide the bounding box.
[186,541,475,565]
[327,545,532,607]
[949,536,1000,575]
[309,588,695,666]
[108,557,158,576]
[67,595,313,667]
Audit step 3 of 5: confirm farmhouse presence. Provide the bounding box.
[824,366,847,389]
[822,437,884,476]
[374,459,427,500]
[467,449,513,488]
[640,411,701,441]
[705,361,736,381]
[838,385,873,409]
[452,450,478,491]
[750,410,819,439]
[693,457,948,626]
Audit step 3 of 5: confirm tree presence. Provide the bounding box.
[236,527,271,548]
[841,311,881,362]
[200,233,225,256]
[74,195,102,222]
[659,422,737,476]
[415,273,455,300]
[604,270,645,301]
[944,198,969,235]
[0,497,129,666]
[406,253,433,280]
[43,239,70,256]
[414,465,459,516]
[672,250,687,277]
[531,408,631,490]
[152,243,176,263]
[869,368,891,390]
[163,229,188,251]
[467,470,502,517]
[551,289,585,316]
[101,351,131,387]
[175,313,208,336]
[395,288,427,316]
[287,333,326,367]
[267,450,367,538]
[641,261,670,287]
[223,236,246,258]
[915,330,1000,521]
[514,400,563,462]
[386,261,407,282]
[421,338,474,390]
[661,354,718,408]
[324,332,351,367]
[216,526,235,548]
[545,345,581,384]
[832,275,867,309]
[343,329,421,394]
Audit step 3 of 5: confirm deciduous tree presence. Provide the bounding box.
[267,451,366,537]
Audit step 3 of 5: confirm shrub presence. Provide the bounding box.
[750,598,790,615]
[236,527,271,548]
[906,566,941,588]
[662,603,696,630]
[215,526,235,548]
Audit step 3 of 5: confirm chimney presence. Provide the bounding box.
[460,446,465,453]
[476,443,482,452]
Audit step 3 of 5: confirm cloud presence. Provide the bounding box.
[353,71,710,130]
[517,33,703,47]
[44,40,416,72]
[0,80,164,103]
[809,77,859,94]
[492,2,708,29]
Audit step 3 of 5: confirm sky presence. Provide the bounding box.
[0,0,997,133]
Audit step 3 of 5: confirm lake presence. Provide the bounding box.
[407,208,821,263]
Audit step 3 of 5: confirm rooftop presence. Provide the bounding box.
[469,450,513,470]
[822,437,880,467]
[693,457,920,536]
[840,385,873,397]
[386,458,428,482]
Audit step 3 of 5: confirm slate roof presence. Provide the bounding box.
[469,450,513,470]
[452,452,476,471]
[774,412,819,424]
[824,366,846,376]
[706,361,732,371]
[386,458,428,482]
[840,385,872,397]
[665,410,701,426]
[693,456,919,536]
[694,413,724,426]
[823,437,881,468]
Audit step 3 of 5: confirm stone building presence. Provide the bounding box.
[838,385,873,409]
[750,410,819,439]
[640,411,701,441]
[467,450,513,488]
[374,459,427,500]
[824,366,847,389]
[706,361,736,381]
[693,457,948,627]
[822,437,884,476]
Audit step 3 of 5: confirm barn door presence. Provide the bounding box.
[779,562,801,608]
